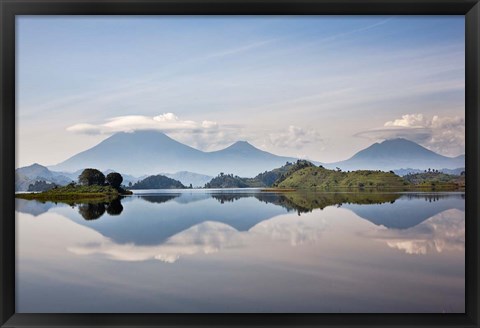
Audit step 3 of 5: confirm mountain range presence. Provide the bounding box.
[49,130,299,177]
[15,131,464,190]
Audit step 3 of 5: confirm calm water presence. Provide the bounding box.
[15,190,465,313]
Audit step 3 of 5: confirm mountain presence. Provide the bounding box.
[162,171,213,188]
[49,130,298,177]
[327,138,465,171]
[15,163,73,191]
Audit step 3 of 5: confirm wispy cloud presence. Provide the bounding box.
[204,39,278,59]
[317,18,393,44]
[267,125,325,150]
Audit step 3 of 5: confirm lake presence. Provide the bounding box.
[15,190,465,313]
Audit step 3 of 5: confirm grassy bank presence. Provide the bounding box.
[273,166,464,192]
[16,184,132,203]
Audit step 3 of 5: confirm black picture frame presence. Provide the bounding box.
[1,0,479,327]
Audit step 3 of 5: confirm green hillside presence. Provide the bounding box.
[205,173,253,188]
[403,171,465,190]
[205,160,315,188]
[275,166,409,190]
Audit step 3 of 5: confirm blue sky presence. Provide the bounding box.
[17,16,465,167]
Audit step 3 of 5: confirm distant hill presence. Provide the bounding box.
[204,160,315,188]
[327,138,465,171]
[49,130,298,177]
[394,167,465,176]
[163,171,213,188]
[130,175,186,189]
[205,174,253,188]
[403,171,465,189]
[27,180,59,192]
[15,163,73,191]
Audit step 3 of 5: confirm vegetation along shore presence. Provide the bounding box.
[16,160,465,204]
[16,169,132,203]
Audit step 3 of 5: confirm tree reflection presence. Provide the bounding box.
[210,192,403,215]
[106,199,124,216]
[77,198,124,220]
[78,203,106,221]
[138,195,179,204]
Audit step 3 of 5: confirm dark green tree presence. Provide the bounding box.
[78,168,105,186]
[106,172,123,189]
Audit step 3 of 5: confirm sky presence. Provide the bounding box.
[16,16,465,167]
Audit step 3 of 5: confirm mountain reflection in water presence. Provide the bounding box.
[15,190,465,313]
[16,191,464,247]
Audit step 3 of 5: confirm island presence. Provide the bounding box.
[16,169,132,203]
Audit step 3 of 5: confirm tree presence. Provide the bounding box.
[106,172,123,189]
[78,168,105,186]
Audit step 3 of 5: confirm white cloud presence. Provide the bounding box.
[67,113,217,135]
[268,125,324,150]
[356,113,465,157]
[66,113,244,151]
[384,113,428,128]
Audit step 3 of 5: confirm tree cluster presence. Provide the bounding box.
[78,168,124,190]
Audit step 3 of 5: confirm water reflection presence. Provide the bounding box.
[368,209,465,255]
[343,193,464,229]
[69,221,245,263]
[78,199,124,220]
[16,191,464,263]
[16,192,464,230]
[16,191,465,313]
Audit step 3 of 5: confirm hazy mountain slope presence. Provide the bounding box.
[327,139,464,171]
[50,131,298,177]
[15,163,73,191]
[50,130,208,176]
[43,133,465,178]
[163,171,213,188]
